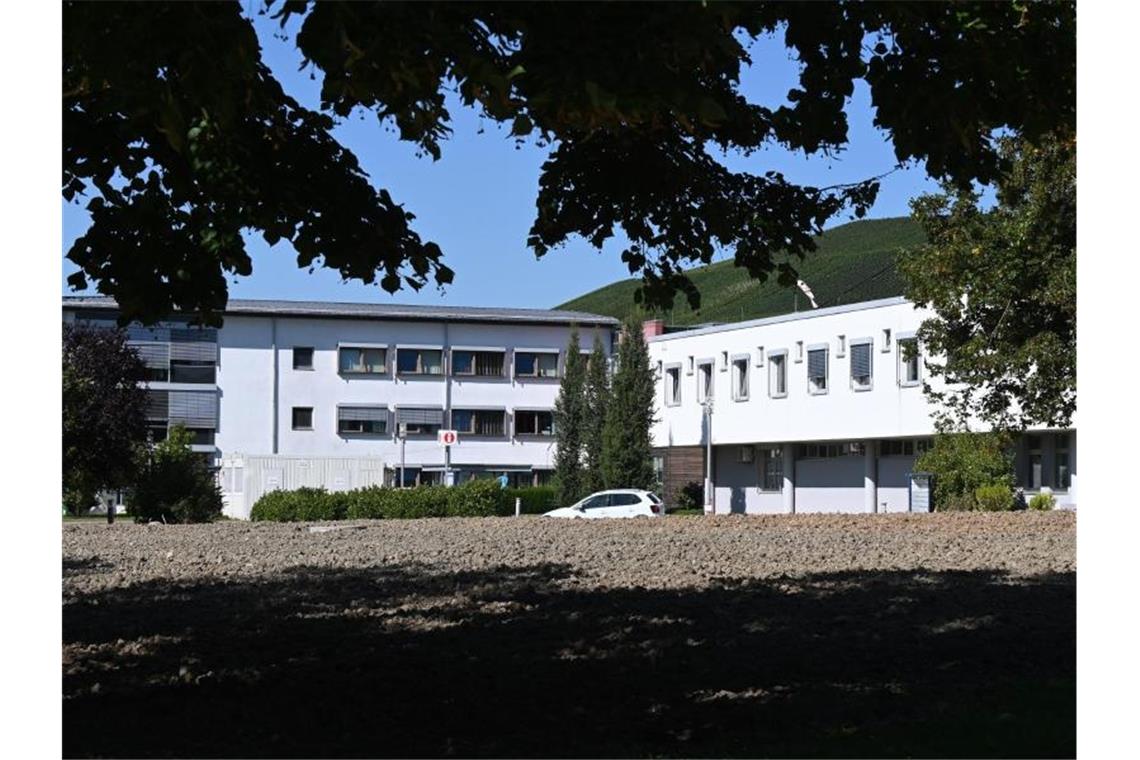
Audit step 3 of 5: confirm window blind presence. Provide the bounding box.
[851,343,871,380]
[168,391,218,428]
[396,407,444,425]
[807,349,827,380]
[338,406,388,422]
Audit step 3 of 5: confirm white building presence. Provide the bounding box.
[63,297,619,518]
[647,297,1076,513]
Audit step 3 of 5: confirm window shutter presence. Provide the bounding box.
[807,349,827,380]
[169,340,217,362]
[130,341,170,368]
[396,407,444,425]
[339,406,388,422]
[168,390,217,428]
[851,343,871,380]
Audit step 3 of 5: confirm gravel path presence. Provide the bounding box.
[63,512,1075,758]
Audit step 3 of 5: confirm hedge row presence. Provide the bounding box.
[250,481,559,522]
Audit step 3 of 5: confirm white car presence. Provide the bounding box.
[544,489,664,519]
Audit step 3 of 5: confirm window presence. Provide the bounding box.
[1055,433,1071,491]
[396,407,444,435]
[184,427,216,445]
[515,410,554,436]
[807,347,829,394]
[696,360,714,402]
[515,351,559,378]
[755,348,764,367]
[170,361,215,384]
[798,442,865,459]
[880,439,916,457]
[338,406,388,435]
[292,407,313,430]
[1025,435,1043,490]
[882,328,892,350]
[732,356,750,401]
[665,365,682,406]
[146,424,168,444]
[452,350,505,377]
[737,446,754,464]
[898,337,920,387]
[339,347,387,375]
[293,347,314,370]
[720,351,728,371]
[837,335,846,358]
[760,447,783,491]
[397,348,443,376]
[452,409,506,437]
[769,352,787,398]
[850,339,873,390]
[795,341,804,363]
[145,367,169,382]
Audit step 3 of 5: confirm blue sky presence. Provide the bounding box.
[61,12,947,310]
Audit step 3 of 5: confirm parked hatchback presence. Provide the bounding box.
[544,489,664,519]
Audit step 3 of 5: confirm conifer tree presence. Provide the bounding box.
[582,334,611,493]
[601,318,657,490]
[553,329,587,505]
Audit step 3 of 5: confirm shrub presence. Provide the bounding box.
[915,432,1015,512]
[1029,492,1056,511]
[940,493,977,512]
[503,485,559,515]
[129,425,223,523]
[673,481,704,511]
[447,479,505,517]
[974,484,1014,512]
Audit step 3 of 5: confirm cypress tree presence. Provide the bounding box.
[601,317,657,490]
[553,329,587,505]
[582,334,610,493]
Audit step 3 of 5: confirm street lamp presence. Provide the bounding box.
[702,397,714,514]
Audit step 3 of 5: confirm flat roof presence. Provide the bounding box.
[62,296,620,329]
[647,296,914,342]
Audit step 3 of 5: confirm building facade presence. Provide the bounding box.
[63,297,619,518]
[647,297,1077,513]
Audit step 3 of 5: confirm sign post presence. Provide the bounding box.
[438,430,458,486]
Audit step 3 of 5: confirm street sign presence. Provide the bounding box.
[438,429,458,447]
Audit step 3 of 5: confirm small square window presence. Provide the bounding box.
[737,446,754,464]
[293,347,314,370]
[292,407,313,430]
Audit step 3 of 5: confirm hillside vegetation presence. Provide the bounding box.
[557,217,926,325]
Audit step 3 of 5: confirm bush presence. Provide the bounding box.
[129,425,223,523]
[447,479,505,517]
[673,481,704,511]
[503,485,559,515]
[1029,492,1056,511]
[915,432,1015,512]
[252,478,516,522]
[974,484,1014,512]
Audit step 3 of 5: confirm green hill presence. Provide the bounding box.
[557,217,926,325]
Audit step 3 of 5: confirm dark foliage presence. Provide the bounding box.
[553,330,587,506]
[915,432,1015,512]
[582,335,610,493]
[64,1,1074,323]
[62,322,148,512]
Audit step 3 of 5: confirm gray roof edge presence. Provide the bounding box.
[61,296,620,327]
[647,297,914,342]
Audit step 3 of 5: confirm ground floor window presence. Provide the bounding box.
[760,447,783,491]
[1055,433,1071,491]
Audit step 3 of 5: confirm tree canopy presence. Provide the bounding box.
[62,323,148,511]
[64,1,1075,325]
[901,133,1076,431]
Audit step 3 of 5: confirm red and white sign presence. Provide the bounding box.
[438,429,458,447]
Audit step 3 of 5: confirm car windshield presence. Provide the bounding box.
[647,493,662,504]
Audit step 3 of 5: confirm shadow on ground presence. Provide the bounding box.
[63,563,1074,758]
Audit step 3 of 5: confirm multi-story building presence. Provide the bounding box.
[62,297,619,518]
[647,296,1077,513]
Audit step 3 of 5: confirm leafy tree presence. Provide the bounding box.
[64,1,1074,325]
[914,432,1015,512]
[582,334,611,493]
[601,318,657,490]
[901,134,1075,430]
[553,330,587,505]
[62,323,148,514]
[129,425,224,523]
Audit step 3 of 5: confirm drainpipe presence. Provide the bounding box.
[271,317,279,455]
[443,322,452,486]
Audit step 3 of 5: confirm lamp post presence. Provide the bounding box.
[702,397,714,514]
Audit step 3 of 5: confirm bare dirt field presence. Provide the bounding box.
[63,512,1075,758]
